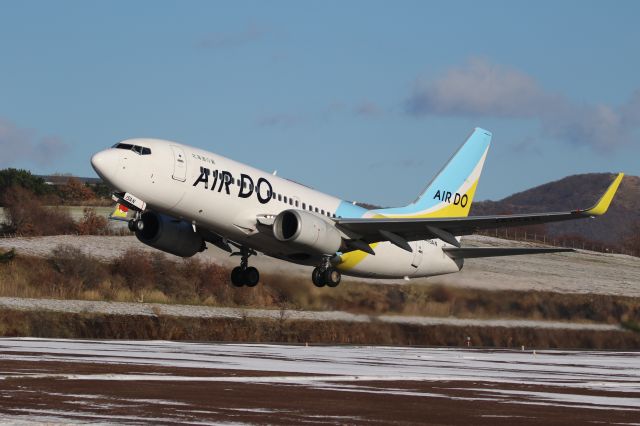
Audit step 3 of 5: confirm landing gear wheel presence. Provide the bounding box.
[312,267,325,288]
[324,268,341,288]
[244,267,259,287]
[230,247,260,288]
[128,220,137,233]
[231,267,244,287]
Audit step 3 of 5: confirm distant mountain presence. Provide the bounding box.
[470,173,640,245]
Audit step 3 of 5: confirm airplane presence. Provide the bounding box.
[90,128,624,288]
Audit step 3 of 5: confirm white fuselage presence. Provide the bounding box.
[91,138,463,279]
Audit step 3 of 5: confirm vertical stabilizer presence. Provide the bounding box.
[371,128,491,218]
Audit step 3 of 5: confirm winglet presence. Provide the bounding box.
[581,173,624,216]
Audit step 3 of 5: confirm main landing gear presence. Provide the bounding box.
[312,257,341,288]
[230,247,260,287]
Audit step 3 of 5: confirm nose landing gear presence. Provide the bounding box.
[312,257,341,288]
[230,247,260,287]
[128,218,144,233]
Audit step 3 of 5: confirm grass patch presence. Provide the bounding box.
[0,246,638,327]
[0,309,639,349]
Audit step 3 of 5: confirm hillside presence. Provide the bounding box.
[471,173,640,246]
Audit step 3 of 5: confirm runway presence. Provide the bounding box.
[0,339,638,425]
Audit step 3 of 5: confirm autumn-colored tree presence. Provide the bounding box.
[0,168,51,204]
[76,207,109,235]
[1,186,75,235]
[57,177,95,203]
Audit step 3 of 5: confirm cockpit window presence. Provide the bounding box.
[112,143,152,155]
[113,143,133,150]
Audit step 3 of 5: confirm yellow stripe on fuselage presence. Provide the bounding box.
[338,243,379,271]
[338,180,479,271]
[383,179,479,219]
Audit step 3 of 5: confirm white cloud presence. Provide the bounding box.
[405,57,640,150]
[354,100,383,118]
[0,118,69,167]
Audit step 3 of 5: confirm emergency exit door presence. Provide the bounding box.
[171,145,187,182]
[411,241,424,268]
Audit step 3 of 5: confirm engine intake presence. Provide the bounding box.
[135,211,205,258]
[273,209,342,255]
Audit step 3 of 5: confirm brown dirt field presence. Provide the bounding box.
[0,359,637,425]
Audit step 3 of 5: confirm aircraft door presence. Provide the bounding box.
[171,145,187,182]
[411,241,424,268]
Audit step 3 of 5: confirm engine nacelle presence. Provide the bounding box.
[273,209,342,255]
[135,211,205,258]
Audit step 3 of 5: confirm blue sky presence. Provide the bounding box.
[1,1,639,206]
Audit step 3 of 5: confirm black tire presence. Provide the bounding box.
[244,267,259,287]
[231,267,244,287]
[324,268,341,288]
[312,267,325,287]
[128,220,136,233]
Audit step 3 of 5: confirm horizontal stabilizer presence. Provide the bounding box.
[443,247,574,259]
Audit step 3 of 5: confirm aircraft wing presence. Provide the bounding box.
[335,173,624,249]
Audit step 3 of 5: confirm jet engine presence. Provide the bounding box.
[134,210,205,258]
[273,209,342,255]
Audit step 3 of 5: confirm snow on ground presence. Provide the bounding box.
[0,296,622,331]
[0,339,639,410]
[435,235,640,296]
[1,234,638,296]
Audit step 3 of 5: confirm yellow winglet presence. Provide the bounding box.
[583,173,624,216]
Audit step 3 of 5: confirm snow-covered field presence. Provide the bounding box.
[0,338,638,424]
[1,233,638,296]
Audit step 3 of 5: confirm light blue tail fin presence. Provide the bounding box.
[371,128,491,218]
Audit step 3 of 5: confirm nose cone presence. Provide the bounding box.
[91,149,119,185]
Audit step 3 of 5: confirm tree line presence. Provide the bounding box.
[0,168,112,236]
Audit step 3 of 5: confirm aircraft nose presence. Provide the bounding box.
[91,149,119,183]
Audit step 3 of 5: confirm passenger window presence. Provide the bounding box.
[302,203,306,209]
[278,194,282,201]
[295,200,299,207]
[315,207,319,213]
[284,196,288,203]
[289,199,293,206]
[309,205,313,211]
